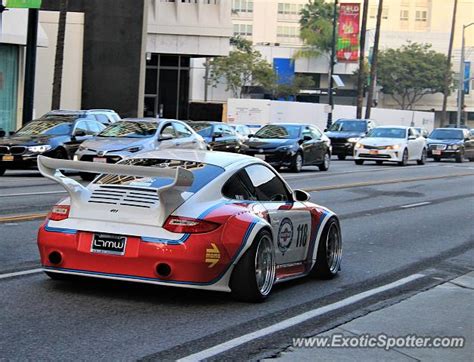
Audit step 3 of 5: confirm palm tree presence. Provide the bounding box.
[51,0,68,110]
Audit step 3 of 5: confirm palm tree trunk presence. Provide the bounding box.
[51,0,68,110]
[356,0,369,118]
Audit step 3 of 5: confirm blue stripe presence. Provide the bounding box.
[45,223,78,235]
[44,219,259,286]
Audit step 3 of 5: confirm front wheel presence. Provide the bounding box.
[398,149,408,166]
[54,148,69,160]
[310,218,342,279]
[354,159,364,165]
[433,156,441,162]
[290,152,303,173]
[455,151,464,163]
[318,153,331,171]
[417,148,427,165]
[230,230,275,302]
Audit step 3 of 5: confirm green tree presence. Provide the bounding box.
[208,36,276,98]
[378,43,453,110]
[274,75,316,100]
[297,0,334,58]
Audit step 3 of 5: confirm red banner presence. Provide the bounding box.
[337,3,361,62]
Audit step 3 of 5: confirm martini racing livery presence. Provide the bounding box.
[37,150,342,302]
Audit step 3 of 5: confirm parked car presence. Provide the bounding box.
[414,127,429,138]
[325,118,377,160]
[445,124,470,129]
[0,117,106,176]
[187,121,243,153]
[243,123,331,172]
[353,126,427,166]
[41,109,121,125]
[75,118,206,179]
[427,128,474,163]
[37,150,342,302]
[229,124,252,142]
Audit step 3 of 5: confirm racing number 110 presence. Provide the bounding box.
[296,224,308,247]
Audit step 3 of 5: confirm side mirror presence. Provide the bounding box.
[159,134,174,141]
[0,130,5,138]
[294,189,310,202]
[303,135,312,142]
[74,130,87,137]
[408,135,416,140]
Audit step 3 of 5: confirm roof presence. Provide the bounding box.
[120,118,162,123]
[134,149,260,169]
[375,125,410,129]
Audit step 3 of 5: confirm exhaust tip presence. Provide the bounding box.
[156,263,172,278]
[48,251,63,265]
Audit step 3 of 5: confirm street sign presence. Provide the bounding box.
[6,0,41,9]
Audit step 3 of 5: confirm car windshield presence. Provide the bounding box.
[254,125,301,139]
[95,158,224,193]
[98,121,157,138]
[329,120,367,132]
[367,128,406,139]
[188,122,213,137]
[15,120,73,136]
[429,129,464,140]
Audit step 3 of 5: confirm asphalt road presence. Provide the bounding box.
[0,158,473,360]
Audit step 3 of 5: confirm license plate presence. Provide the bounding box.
[2,155,14,161]
[432,150,442,155]
[255,154,266,160]
[93,157,107,163]
[369,150,379,155]
[91,234,127,256]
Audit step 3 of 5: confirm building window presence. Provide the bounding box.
[276,25,300,43]
[278,3,303,15]
[415,10,427,22]
[233,23,253,36]
[400,9,409,21]
[232,0,253,13]
[369,7,388,19]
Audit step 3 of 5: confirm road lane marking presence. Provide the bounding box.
[400,202,432,209]
[0,268,43,280]
[177,274,425,362]
[0,191,66,198]
[0,214,47,223]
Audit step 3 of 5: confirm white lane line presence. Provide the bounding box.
[178,273,425,362]
[400,202,432,209]
[0,191,66,198]
[0,268,43,280]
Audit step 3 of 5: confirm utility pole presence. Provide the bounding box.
[457,23,474,127]
[356,0,369,119]
[441,0,458,126]
[22,8,39,125]
[51,0,68,110]
[327,0,338,130]
[365,0,383,119]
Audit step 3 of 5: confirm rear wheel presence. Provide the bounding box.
[354,159,364,165]
[318,153,331,171]
[337,154,346,160]
[417,148,427,165]
[310,218,342,279]
[398,149,408,166]
[290,152,303,173]
[230,230,275,303]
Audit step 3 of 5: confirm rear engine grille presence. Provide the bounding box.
[10,146,27,155]
[88,186,159,209]
[80,155,123,163]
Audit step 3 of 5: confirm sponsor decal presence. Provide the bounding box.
[205,243,220,268]
[278,218,293,254]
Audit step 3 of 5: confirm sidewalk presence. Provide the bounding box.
[273,272,474,361]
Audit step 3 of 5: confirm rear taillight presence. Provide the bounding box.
[164,216,220,234]
[49,205,70,221]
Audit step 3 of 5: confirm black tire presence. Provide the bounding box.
[310,217,342,279]
[417,148,427,165]
[45,271,72,281]
[433,156,441,162]
[376,161,383,165]
[337,154,346,160]
[230,229,275,303]
[354,159,364,165]
[290,152,303,173]
[79,172,96,181]
[469,158,474,162]
[318,152,331,171]
[54,148,69,160]
[398,149,408,166]
[0,166,5,176]
[455,151,464,163]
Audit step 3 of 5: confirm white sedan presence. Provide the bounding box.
[353,126,427,166]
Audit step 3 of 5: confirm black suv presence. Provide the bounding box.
[325,119,377,160]
[0,116,105,175]
[187,121,243,153]
[427,128,474,163]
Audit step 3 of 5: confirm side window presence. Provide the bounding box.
[214,124,224,135]
[160,123,176,138]
[94,114,109,124]
[173,122,192,138]
[87,121,105,135]
[244,164,291,202]
[409,128,417,138]
[302,127,313,139]
[222,171,255,201]
[222,125,234,135]
[74,121,89,135]
[310,126,322,139]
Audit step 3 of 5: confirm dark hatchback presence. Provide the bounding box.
[243,123,331,172]
[0,117,105,176]
[325,119,377,160]
[187,121,243,152]
[427,128,474,163]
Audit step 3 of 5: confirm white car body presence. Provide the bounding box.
[354,126,426,164]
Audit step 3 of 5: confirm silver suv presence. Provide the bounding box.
[41,109,121,125]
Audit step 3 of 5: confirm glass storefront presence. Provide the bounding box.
[0,44,19,133]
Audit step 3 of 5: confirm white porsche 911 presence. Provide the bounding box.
[353,126,427,166]
[37,150,342,302]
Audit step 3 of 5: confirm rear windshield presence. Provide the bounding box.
[94,158,224,193]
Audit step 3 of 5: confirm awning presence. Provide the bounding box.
[0,8,48,47]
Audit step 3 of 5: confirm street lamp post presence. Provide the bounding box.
[457,22,474,127]
[327,0,338,130]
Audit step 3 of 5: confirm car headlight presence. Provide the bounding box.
[447,145,460,150]
[125,146,144,153]
[27,145,52,153]
[277,145,296,152]
[355,142,364,149]
[348,137,360,143]
[386,145,400,150]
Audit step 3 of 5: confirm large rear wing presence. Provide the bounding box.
[38,156,194,222]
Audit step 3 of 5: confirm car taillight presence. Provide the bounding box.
[49,205,70,221]
[164,216,220,234]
